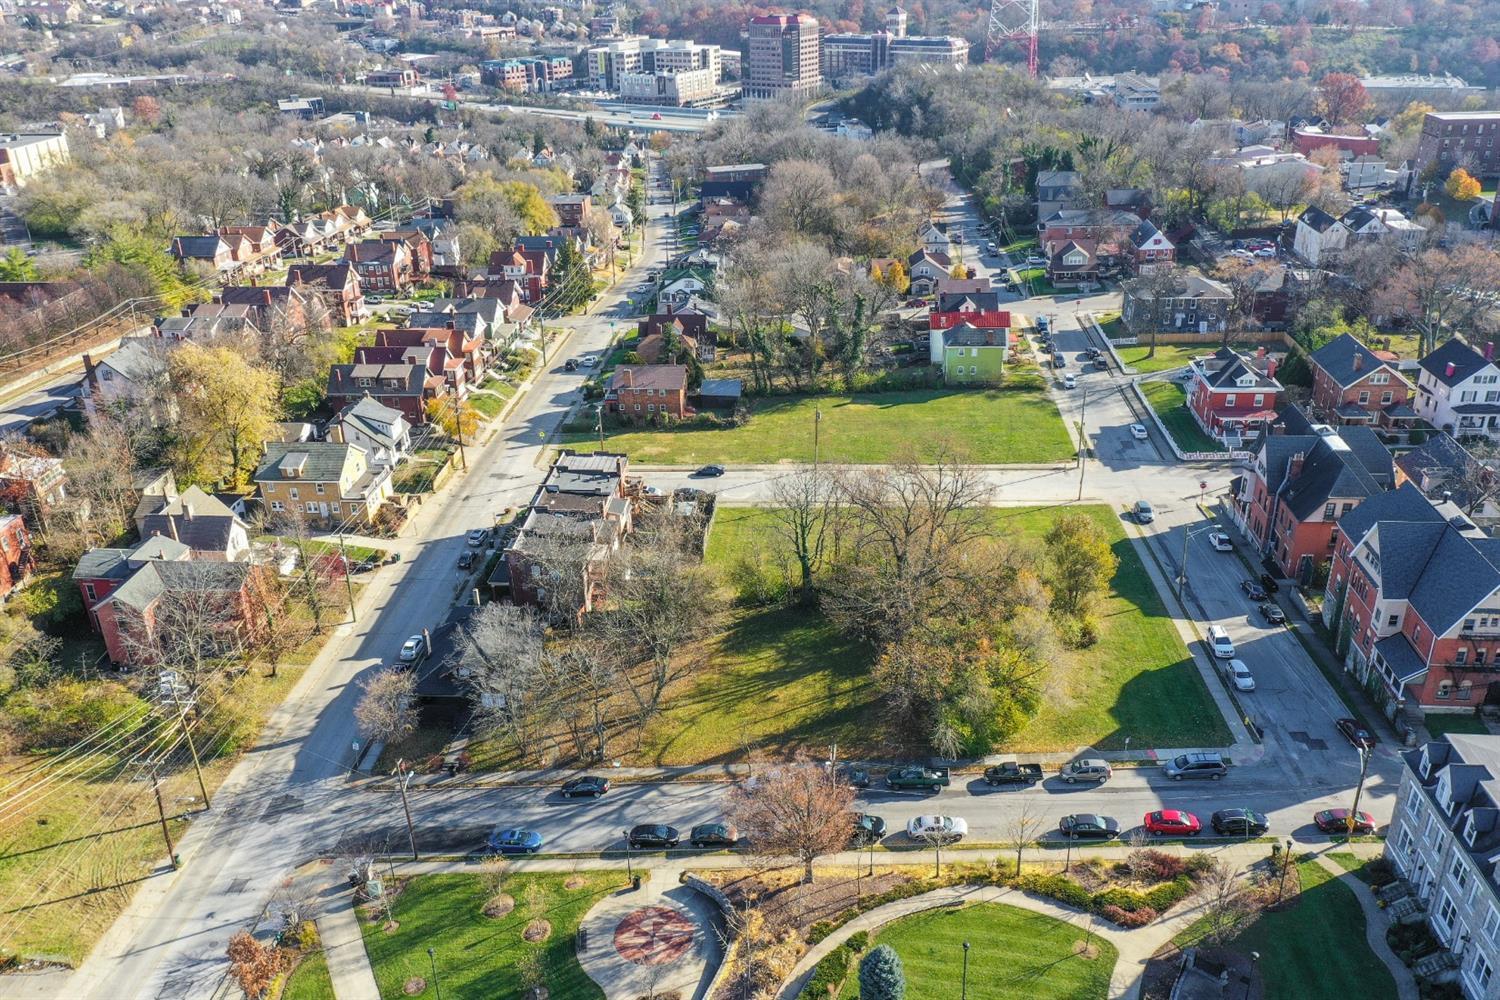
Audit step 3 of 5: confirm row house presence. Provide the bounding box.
[605,365,690,421]
[218,225,281,269]
[0,515,34,602]
[379,230,435,275]
[1307,333,1418,429]
[155,302,260,340]
[410,296,513,355]
[286,263,365,326]
[353,343,465,396]
[487,248,547,303]
[1324,483,1500,715]
[254,441,394,530]
[326,362,440,426]
[1186,346,1284,443]
[343,239,413,294]
[216,285,308,333]
[1417,339,1500,444]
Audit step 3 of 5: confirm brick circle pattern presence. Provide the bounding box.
[613,906,697,966]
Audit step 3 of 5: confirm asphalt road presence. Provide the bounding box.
[0,368,84,436]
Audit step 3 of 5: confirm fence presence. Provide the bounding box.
[1129,380,1252,464]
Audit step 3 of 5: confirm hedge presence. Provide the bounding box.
[801,948,850,998]
[1017,871,1197,924]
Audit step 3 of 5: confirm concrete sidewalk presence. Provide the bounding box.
[1311,853,1418,1000]
[576,871,724,1000]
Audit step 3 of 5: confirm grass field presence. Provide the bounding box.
[281,949,335,1000]
[636,504,1229,762]
[1423,712,1489,737]
[362,873,616,1000]
[1139,381,1224,454]
[1175,861,1397,1000]
[1117,345,1204,374]
[561,389,1075,466]
[836,902,1116,999]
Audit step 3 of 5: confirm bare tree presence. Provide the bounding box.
[1005,797,1046,878]
[1376,244,1500,357]
[449,602,559,761]
[1213,257,1280,342]
[767,468,836,604]
[354,668,418,746]
[1122,265,1191,359]
[1249,161,1315,222]
[1195,859,1252,944]
[730,762,855,883]
[553,630,620,762]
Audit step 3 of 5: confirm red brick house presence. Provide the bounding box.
[218,224,281,265]
[216,285,309,332]
[1322,483,1500,716]
[354,343,466,395]
[326,363,440,425]
[1186,347,1285,443]
[1307,333,1418,429]
[548,194,592,229]
[380,231,435,275]
[0,515,34,601]
[286,263,364,326]
[1127,219,1175,273]
[344,240,413,294]
[377,325,486,385]
[606,365,689,421]
[487,249,546,303]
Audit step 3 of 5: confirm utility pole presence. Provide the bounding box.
[596,405,605,451]
[1348,745,1372,836]
[336,531,356,623]
[152,777,178,869]
[450,384,467,470]
[396,759,418,861]
[1178,524,1192,598]
[813,408,822,469]
[165,689,210,810]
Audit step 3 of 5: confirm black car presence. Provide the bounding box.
[1058,814,1120,840]
[559,775,610,798]
[1210,808,1269,837]
[694,465,726,478]
[1260,573,1280,594]
[1260,602,1286,625]
[688,823,738,848]
[628,824,680,849]
[838,765,871,789]
[1086,347,1103,359]
[850,813,887,846]
[1241,579,1268,601]
[458,551,475,570]
[1335,717,1378,750]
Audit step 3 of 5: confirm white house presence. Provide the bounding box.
[81,338,171,418]
[1292,205,1349,265]
[1416,338,1500,442]
[608,202,633,232]
[916,220,952,257]
[328,396,412,469]
[906,249,953,296]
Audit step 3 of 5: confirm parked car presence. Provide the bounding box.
[1314,808,1376,835]
[488,828,544,854]
[559,775,610,798]
[906,815,968,843]
[1211,808,1269,836]
[694,465,726,478]
[1058,814,1119,840]
[1259,573,1280,594]
[1335,717,1379,750]
[398,633,429,666]
[1086,347,1103,359]
[1053,354,1066,369]
[1254,247,1277,258]
[1059,759,1112,784]
[1261,602,1286,625]
[886,765,951,791]
[984,762,1043,786]
[1241,579,1268,601]
[1133,500,1155,523]
[838,765,871,789]
[582,355,601,367]
[458,551,475,570]
[564,358,580,372]
[1207,625,1235,659]
[1144,809,1202,836]
[688,823,738,848]
[627,824,680,849]
[1093,356,1108,370]
[1130,423,1149,440]
[1224,658,1256,692]
[1062,373,1077,389]
[467,528,488,547]
[851,813,887,846]
[1163,751,1228,781]
[1208,532,1233,552]
[1026,255,1047,266]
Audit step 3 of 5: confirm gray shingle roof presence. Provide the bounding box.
[107,560,252,613]
[255,442,361,484]
[73,547,132,581]
[1375,634,1428,683]
[1309,333,1404,389]
[942,323,1008,349]
[1336,482,1447,548]
[100,338,167,383]
[138,486,245,555]
[1299,205,1340,233]
[1420,338,1491,388]
[1408,526,1500,635]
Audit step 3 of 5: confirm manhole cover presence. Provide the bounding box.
[226,878,250,893]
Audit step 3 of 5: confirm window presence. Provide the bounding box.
[1383,392,1393,404]
[83,583,95,602]
[330,503,340,513]
[1438,680,1454,699]
[646,403,655,412]
[1358,391,1369,404]
[969,366,977,375]
[1408,786,1425,818]
[1324,503,1337,519]
[633,404,640,411]
[270,500,284,512]
[1437,892,1460,938]
[1484,906,1500,947]
[1457,649,1469,664]
[1254,394,1264,407]
[1225,394,1237,406]
[289,487,299,500]
[1388,614,1399,627]
[1467,952,1493,994]
[315,483,325,495]
[1460,680,1474,701]
[1452,856,1472,894]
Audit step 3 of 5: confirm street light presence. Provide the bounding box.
[1277,839,1294,903]
[623,828,634,882]
[1177,523,1218,599]
[427,947,443,1000]
[961,941,970,1000]
[1243,951,1259,1000]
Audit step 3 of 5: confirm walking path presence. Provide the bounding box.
[312,870,379,1000]
[576,870,725,1000]
[1311,853,1420,1000]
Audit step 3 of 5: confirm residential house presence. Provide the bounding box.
[0,449,66,527]
[326,362,440,426]
[254,442,394,529]
[930,323,1008,383]
[637,312,713,363]
[169,236,236,273]
[217,225,282,270]
[1048,241,1100,287]
[328,396,411,469]
[1035,170,1083,220]
[1341,205,1426,252]
[1121,272,1232,335]
[1186,346,1284,442]
[380,320,489,383]
[405,217,461,267]
[929,291,1009,333]
[1105,188,1153,219]
[906,249,952,296]
[1396,433,1500,527]
[1292,205,1349,265]
[1415,339,1500,442]
[1127,219,1175,272]
[286,263,364,326]
[548,194,592,229]
[381,231,435,275]
[344,239,413,294]
[916,220,952,257]
[658,273,711,311]
[0,515,33,601]
[136,485,252,561]
[608,202,633,233]
[1232,409,1391,580]
[1385,735,1500,996]
[216,285,309,332]
[605,365,689,421]
[353,343,465,396]
[487,248,546,303]
[155,302,260,340]
[82,338,169,418]
[1308,333,1417,429]
[1038,209,1139,248]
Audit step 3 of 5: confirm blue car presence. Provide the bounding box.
[488,828,544,855]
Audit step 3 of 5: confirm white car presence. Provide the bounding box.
[1025,254,1047,266]
[399,635,427,664]
[582,355,600,367]
[1208,624,1236,659]
[1208,532,1234,552]
[466,529,488,547]
[906,815,968,843]
[1228,248,1254,259]
[1062,373,1077,389]
[1225,658,1256,692]
[1254,247,1277,258]
[1130,423,1149,440]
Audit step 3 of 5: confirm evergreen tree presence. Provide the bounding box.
[858,945,905,1000]
[554,240,591,312]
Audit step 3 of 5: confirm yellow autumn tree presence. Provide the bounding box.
[168,343,280,487]
[426,395,481,440]
[1445,168,1482,202]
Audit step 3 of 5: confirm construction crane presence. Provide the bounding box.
[986,0,1040,76]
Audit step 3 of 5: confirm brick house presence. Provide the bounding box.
[254,442,394,529]
[0,448,67,528]
[1127,219,1175,272]
[487,249,547,303]
[286,263,365,326]
[1307,333,1418,428]
[639,312,712,362]
[378,324,488,384]
[0,514,34,601]
[1121,272,1231,335]
[378,231,434,275]
[1038,209,1138,249]
[1186,346,1284,442]
[606,365,689,421]
[218,224,281,267]
[326,363,440,425]
[343,240,413,293]
[1323,483,1500,715]
[548,194,592,229]
[1231,407,1392,581]
[353,343,466,395]
[216,285,309,333]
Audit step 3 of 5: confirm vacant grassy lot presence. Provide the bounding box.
[562,389,1075,465]
[1117,345,1204,374]
[1422,712,1488,738]
[638,504,1228,762]
[1140,381,1224,454]
[1175,861,1397,1000]
[837,902,1116,999]
[362,873,616,1000]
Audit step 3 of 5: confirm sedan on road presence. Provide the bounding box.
[689,823,738,848]
[1335,717,1379,750]
[906,815,968,843]
[559,775,610,798]
[628,824,681,849]
[1211,809,1270,837]
[398,635,428,665]
[694,465,726,478]
[1144,809,1202,836]
[1130,423,1149,440]
[1260,602,1286,625]
[488,828,544,855]
[1058,814,1120,840]
[1225,658,1256,692]
[467,528,489,547]
[1314,809,1376,835]
[1208,532,1234,552]
[851,813,887,846]
[1241,579,1268,601]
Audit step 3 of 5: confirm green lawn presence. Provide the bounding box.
[282,950,335,1000]
[1424,712,1489,737]
[362,873,616,1000]
[561,389,1075,466]
[469,391,505,420]
[1140,381,1224,454]
[837,902,1115,999]
[1117,345,1205,374]
[1176,861,1398,1000]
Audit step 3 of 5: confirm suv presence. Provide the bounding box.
[1163,751,1227,781]
[1059,759,1112,784]
[1207,625,1235,659]
[1133,500,1155,524]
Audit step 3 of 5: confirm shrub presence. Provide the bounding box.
[1014,871,1093,910]
[1075,612,1101,647]
[1098,903,1157,927]
[8,679,149,751]
[1183,854,1216,878]
[1143,876,1196,912]
[845,930,870,954]
[621,351,642,365]
[1132,850,1188,883]
[800,948,849,997]
[726,554,788,607]
[807,921,836,945]
[1364,857,1396,887]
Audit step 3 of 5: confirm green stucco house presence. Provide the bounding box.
[931,322,1008,383]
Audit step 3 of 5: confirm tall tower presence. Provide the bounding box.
[885,5,907,37]
[986,0,1038,76]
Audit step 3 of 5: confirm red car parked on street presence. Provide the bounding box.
[1144,809,1202,836]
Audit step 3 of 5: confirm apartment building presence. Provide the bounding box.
[743,14,821,101]
[1415,111,1500,179]
[584,37,721,90]
[0,131,69,191]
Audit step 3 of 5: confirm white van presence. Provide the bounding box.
[1208,625,1235,659]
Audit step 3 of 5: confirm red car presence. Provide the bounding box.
[651,112,663,120]
[1144,809,1201,836]
[1314,808,1376,835]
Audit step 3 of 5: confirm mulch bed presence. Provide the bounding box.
[706,869,912,933]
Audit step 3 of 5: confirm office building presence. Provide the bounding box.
[820,9,967,85]
[744,13,821,101]
[584,36,721,91]
[1415,111,1500,178]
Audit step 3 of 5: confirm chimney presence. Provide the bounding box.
[182,502,193,520]
[249,276,256,287]
[1488,342,1496,361]
[165,515,179,542]
[1289,452,1306,479]
[1257,346,1267,358]
[1447,362,1458,378]
[1352,352,1363,372]
[1267,358,1278,380]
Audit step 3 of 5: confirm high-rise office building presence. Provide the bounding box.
[743,13,821,101]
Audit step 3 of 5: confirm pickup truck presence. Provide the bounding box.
[885,766,951,791]
[983,762,1043,786]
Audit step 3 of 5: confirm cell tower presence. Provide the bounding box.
[986,0,1040,77]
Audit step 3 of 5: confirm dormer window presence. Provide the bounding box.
[1236,375,1256,387]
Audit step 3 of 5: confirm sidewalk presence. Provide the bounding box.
[1310,853,1419,1000]
[576,870,724,1000]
